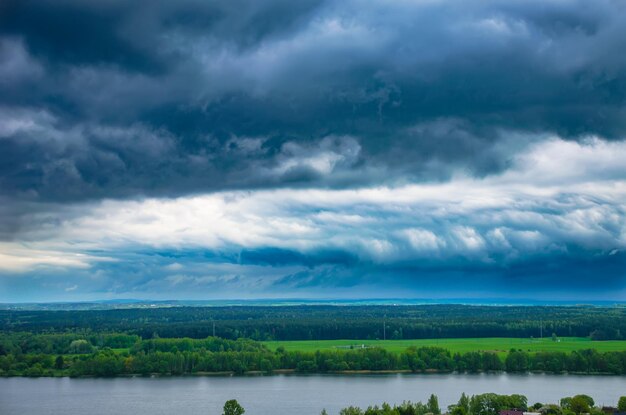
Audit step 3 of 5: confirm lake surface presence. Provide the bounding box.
[2,374,626,415]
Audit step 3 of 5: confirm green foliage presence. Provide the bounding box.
[3,304,626,377]
[68,340,93,354]
[568,395,592,414]
[340,406,364,415]
[470,393,528,415]
[542,404,563,415]
[4,305,626,341]
[505,350,530,372]
[560,398,572,410]
[458,393,471,413]
[427,394,441,415]
[54,355,64,369]
[450,406,468,415]
[3,331,626,377]
[338,394,554,415]
[618,396,626,412]
[223,399,245,415]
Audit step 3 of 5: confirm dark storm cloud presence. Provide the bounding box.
[2,0,626,208]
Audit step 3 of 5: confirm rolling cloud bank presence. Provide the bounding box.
[1,0,625,301]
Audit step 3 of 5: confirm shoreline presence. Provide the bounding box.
[1,369,624,379]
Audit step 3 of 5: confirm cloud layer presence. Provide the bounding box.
[1,0,626,300]
[2,138,625,300]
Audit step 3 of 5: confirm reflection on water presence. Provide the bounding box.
[1,373,626,415]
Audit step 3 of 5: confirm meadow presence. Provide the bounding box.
[263,337,626,356]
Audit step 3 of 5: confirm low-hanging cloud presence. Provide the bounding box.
[2,0,626,300]
[1,138,625,300]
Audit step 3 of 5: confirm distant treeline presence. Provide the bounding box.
[2,334,626,377]
[1,305,625,340]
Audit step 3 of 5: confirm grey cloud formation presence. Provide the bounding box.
[2,0,626,208]
[1,0,626,300]
[1,137,626,301]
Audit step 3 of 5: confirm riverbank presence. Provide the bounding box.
[3,368,625,378]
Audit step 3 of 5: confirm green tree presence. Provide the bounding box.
[573,395,594,408]
[223,399,245,415]
[618,397,626,412]
[340,406,364,415]
[69,339,93,354]
[458,393,470,414]
[542,404,562,415]
[560,398,572,410]
[55,355,64,370]
[428,394,441,415]
[569,396,592,414]
[505,350,530,372]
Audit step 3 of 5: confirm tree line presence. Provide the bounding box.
[2,334,626,377]
[2,305,625,341]
[220,393,626,415]
[330,393,626,415]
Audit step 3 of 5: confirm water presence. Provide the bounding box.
[1,374,625,415]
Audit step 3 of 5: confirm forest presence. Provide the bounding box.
[2,305,626,377]
[2,305,625,340]
[2,333,626,376]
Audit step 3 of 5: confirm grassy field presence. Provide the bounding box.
[263,337,626,356]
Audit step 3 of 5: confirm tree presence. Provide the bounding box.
[428,394,441,415]
[340,407,364,415]
[223,399,245,415]
[457,393,470,414]
[560,398,572,410]
[569,396,591,414]
[542,404,563,415]
[573,396,594,408]
[618,397,626,412]
[505,350,529,372]
[451,406,468,415]
[69,339,93,354]
[55,355,64,370]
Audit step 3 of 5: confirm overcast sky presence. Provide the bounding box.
[1,0,626,302]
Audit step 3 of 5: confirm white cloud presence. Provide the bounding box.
[452,226,485,251]
[0,243,110,272]
[65,284,78,292]
[4,137,626,271]
[402,228,445,251]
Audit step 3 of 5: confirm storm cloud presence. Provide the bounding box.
[1,0,626,300]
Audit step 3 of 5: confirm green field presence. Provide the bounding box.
[263,337,626,356]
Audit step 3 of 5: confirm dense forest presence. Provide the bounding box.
[2,305,626,377]
[2,305,625,340]
[2,333,626,377]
